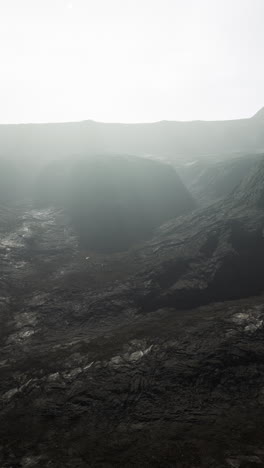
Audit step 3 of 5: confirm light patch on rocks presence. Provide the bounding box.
[110,356,123,366]
[19,329,35,339]
[21,455,43,467]
[20,225,33,239]
[245,320,263,333]
[0,233,24,248]
[2,388,19,400]
[28,293,49,307]
[110,343,153,367]
[63,367,82,379]
[83,361,94,370]
[0,360,8,368]
[14,260,27,269]
[47,372,60,382]
[231,308,264,333]
[128,350,144,361]
[7,328,35,344]
[16,311,38,329]
[26,208,55,221]
[232,312,250,324]
[127,345,153,362]
[0,296,10,304]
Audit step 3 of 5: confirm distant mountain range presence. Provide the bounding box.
[0,108,264,163]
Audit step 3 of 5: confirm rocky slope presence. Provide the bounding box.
[139,162,264,306]
[176,154,263,205]
[1,158,264,466]
[35,155,195,252]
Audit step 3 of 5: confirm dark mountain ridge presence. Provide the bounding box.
[103,156,264,312]
[177,154,264,205]
[0,108,264,163]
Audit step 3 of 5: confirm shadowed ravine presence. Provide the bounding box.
[2,153,264,466]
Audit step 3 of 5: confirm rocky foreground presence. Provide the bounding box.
[1,159,264,467]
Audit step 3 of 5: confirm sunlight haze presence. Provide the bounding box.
[0,0,264,123]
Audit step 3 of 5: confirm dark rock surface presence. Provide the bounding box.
[127,157,264,312]
[1,158,264,466]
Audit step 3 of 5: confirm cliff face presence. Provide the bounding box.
[35,155,195,252]
[126,157,264,311]
[177,154,264,206]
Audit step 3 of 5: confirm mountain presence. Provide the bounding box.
[34,155,195,252]
[177,154,264,205]
[0,108,264,164]
[129,156,264,311]
[1,156,264,466]
[251,106,264,120]
[2,117,264,466]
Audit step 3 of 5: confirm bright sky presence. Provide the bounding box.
[0,0,263,123]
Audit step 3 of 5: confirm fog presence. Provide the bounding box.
[1,0,264,123]
[0,106,264,252]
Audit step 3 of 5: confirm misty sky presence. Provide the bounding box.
[0,0,264,123]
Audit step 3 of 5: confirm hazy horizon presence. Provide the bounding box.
[1,0,264,124]
[0,106,263,126]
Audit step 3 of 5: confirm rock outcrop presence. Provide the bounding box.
[177,154,263,205]
[35,155,195,252]
[128,157,264,311]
